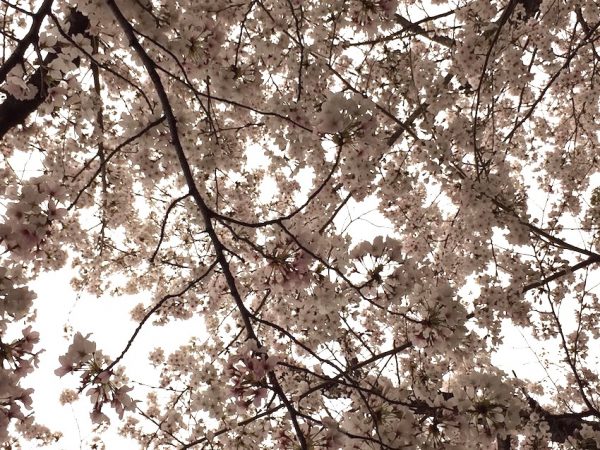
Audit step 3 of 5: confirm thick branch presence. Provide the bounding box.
[0,0,53,84]
[0,8,90,139]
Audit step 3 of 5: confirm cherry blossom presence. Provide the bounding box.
[1,0,600,448]
[54,333,135,424]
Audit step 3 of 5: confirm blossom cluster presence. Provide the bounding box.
[55,333,135,424]
[225,340,279,410]
[314,92,375,137]
[259,239,312,291]
[0,325,41,441]
[409,283,467,350]
[0,178,66,260]
[0,0,598,447]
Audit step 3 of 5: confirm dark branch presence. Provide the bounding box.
[0,0,53,84]
[0,7,90,139]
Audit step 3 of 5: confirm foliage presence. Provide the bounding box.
[1,0,600,448]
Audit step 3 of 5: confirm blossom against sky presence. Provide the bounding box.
[3,0,600,449]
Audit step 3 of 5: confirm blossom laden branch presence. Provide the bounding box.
[106,1,308,447]
[0,0,54,85]
[0,7,90,139]
[54,332,135,424]
[3,0,600,447]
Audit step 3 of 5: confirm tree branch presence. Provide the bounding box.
[0,7,90,139]
[106,2,308,447]
[0,0,53,84]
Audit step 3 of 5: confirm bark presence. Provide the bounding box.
[0,8,90,139]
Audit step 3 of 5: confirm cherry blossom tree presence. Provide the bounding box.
[2,0,600,448]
